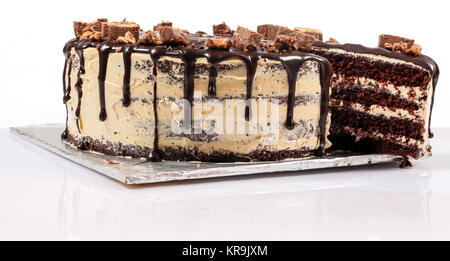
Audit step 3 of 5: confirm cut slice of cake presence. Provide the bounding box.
[312,36,439,159]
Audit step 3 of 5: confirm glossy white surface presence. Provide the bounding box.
[1,128,450,240]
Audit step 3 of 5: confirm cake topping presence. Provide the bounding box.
[379,34,414,49]
[378,34,422,56]
[116,31,137,44]
[213,22,234,36]
[294,27,323,42]
[73,18,108,38]
[195,31,207,37]
[257,24,282,40]
[325,37,339,44]
[153,21,172,32]
[79,25,100,41]
[205,37,232,49]
[159,26,190,46]
[141,30,163,45]
[273,28,318,51]
[100,20,140,42]
[406,44,422,57]
[232,26,263,51]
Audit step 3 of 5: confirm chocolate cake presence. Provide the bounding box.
[62,19,439,163]
[312,38,439,159]
[62,20,332,162]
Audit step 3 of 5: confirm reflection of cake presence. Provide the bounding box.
[312,36,439,159]
[62,20,332,161]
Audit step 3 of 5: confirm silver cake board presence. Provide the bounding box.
[10,124,402,185]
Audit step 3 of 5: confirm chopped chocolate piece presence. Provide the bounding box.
[406,44,422,57]
[213,22,234,36]
[160,27,190,46]
[79,25,101,42]
[257,24,282,40]
[88,31,101,42]
[153,21,172,32]
[141,30,163,45]
[74,21,89,38]
[232,26,262,51]
[276,26,293,36]
[294,27,323,41]
[326,37,339,44]
[73,18,108,38]
[384,42,408,52]
[100,21,140,41]
[378,34,414,50]
[275,28,317,51]
[195,31,207,37]
[261,41,278,52]
[91,18,107,31]
[116,31,136,44]
[274,34,295,51]
[205,37,232,49]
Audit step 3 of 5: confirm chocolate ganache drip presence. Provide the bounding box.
[98,41,114,121]
[63,35,333,156]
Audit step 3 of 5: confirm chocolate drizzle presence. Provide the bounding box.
[62,39,78,139]
[63,36,333,157]
[97,41,114,121]
[122,44,133,107]
[314,42,439,138]
[208,65,217,97]
[73,40,92,133]
[148,47,165,161]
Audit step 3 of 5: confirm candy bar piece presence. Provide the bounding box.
[325,37,339,44]
[213,22,233,36]
[159,27,190,46]
[232,26,262,51]
[141,30,163,45]
[153,21,172,32]
[257,24,282,40]
[73,18,108,38]
[116,31,137,44]
[378,34,414,50]
[205,38,232,49]
[100,21,140,41]
[294,27,323,41]
[275,28,317,51]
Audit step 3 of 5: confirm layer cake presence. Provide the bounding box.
[62,19,439,163]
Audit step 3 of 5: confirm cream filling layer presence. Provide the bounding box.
[332,75,428,103]
[332,100,422,121]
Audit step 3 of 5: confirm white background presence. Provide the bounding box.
[0,0,448,128]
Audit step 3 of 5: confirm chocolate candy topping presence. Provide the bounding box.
[100,21,140,42]
[232,26,263,51]
[153,21,172,32]
[294,27,323,42]
[257,24,282,40]
[274,28,318,51]
[141,30,162,45]
[73,18,107,38]
[379,34,414,49]
[159,27,190,46]
[205,38,232,49]
[213,22,234,36]
[378,34,422,56]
